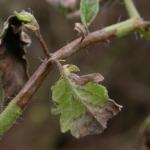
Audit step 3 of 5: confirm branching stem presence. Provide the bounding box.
[0,0,150,138]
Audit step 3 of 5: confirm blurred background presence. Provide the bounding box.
[0,0,150,150]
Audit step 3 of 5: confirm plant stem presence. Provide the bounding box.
[35,30,50,58]
[0,98,22,135]
[124,0,140,18]
[104,18,138,37]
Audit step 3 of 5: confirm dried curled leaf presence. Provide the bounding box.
[51,64,122,138]
[0,11,37,108]
[69,72,104,85]
[74,22,88,41]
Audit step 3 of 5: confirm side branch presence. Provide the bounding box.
[35,30,51,58]
[124,0,140,18]
[0,17,150,136]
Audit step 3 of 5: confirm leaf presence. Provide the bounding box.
[14,11,39,31]
[80,0,100,27]
[51,64,122,138]
[0,11,36,108]
[14,11,33,23]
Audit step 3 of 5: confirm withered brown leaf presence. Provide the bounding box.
[0,15,31,108]
[69,72,104,85]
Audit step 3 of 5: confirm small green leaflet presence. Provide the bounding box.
[51,64,122,138]
[15,11,33,23]
[80,0,100,27]
[15,11,39,31]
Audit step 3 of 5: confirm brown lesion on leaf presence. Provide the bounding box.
[0,15,31,109]
[71,100,122,138]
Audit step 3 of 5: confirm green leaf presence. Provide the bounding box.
[14,11,33,23]
[80,0,100,27]
[77,82,109,106]
[51,79,85,132]
[51,64,122,138]
[14,11,39,31]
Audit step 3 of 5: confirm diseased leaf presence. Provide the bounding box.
[51,63,122,138]
[80,0,100,27]
[71,99,121,138]
[0,11,37,108]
